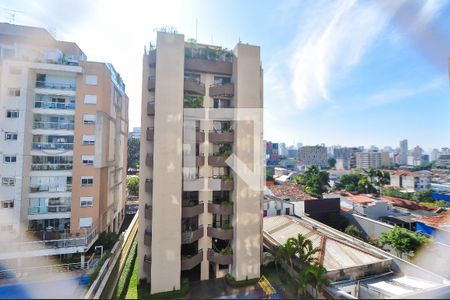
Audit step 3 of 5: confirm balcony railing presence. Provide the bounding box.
[35,81,76,91]
[208,201,233,215]
[208,155,228,167]
[208,130,234,143]
[33,121,74,130]
[30,184,72,193]
[181,250,203,271]
[145,153,153,167]
[34,101,75,110]
[221,179,234,191]
[146,127,154,141]
[209,83,234,97]
[145,179,153,193]
[207,225,233,240]
[185,58,232,75]
[148,49,156,65]
[144,204,152,220]
[147,101,155,116]
[32,142,73,150]
[182,201,204,218]
[196,130,205,143]
[148,76,155,91]
[207,248,233,265]
[182,225,204,244]
[184,78,205,96]
[31,163,72,171]
[144,229,152,246]
[28,205,71,215]
[143,255,151,274]
[196,155,205,167]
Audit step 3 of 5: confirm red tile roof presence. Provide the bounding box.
[384,170,422,177]
[381,195,435,211]
[269,184,317,201]
[340,192,375,205]
[418,213,450,232]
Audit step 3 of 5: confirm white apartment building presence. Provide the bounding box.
[298,145,328,168]
[355,151,390,169]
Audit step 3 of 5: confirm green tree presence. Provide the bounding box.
[380,226,428,257]
[344,225,362,238]
[374,170,390,196]
[413,190,433,202]
[328,157,336,168]
[304,264,330,298]
[335,173,375,193]
[127,138,140,170]
[127,176,139,196]
[357,176,372,194]
[296,165,329,199]
[286,234,320,266]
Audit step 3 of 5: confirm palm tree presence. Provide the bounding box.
[304,264,330,298]
[287,234,320,266]
[272,245,285,275]
[363,168,377,187]
[375,170,390,197]
[296,272,309,297]
[358,176,371,194]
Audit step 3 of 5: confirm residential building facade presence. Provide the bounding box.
[298,145,328,168]
[399,139,408,165]
[138,32,263,294]
[333,147,360,170]
[355,151,390,169]
[0,23,128,263]
[265,141,279,165]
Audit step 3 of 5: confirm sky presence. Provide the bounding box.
[1,0,449,151]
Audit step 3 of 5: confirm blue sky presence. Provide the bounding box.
[2,0,449,151]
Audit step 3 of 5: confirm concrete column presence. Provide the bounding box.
[81,254,85,269]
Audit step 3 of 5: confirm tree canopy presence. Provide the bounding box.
[380,226,428,257]
[295,165,329,198]
[127,138,140,170]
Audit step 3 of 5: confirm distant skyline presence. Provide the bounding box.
[1,0,449,149]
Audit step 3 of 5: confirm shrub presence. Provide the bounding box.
[222,223,233,230]
[98,232,119,250]
[220,246,233,256]
[344,225,362,238]
[88,250,112,287]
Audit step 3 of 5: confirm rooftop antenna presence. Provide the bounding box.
[2,8,24,24]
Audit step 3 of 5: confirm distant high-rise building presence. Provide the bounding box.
[287,147,298,159]
[369,145,379,152]
[266,142,279,165]
[334,147,360,170]
[138,32,263,293]
[128,127,141,139]
[430,149,440,162]
[298,146,328,168]
[399,139,408,165]
[279,142,287,156]
[442,147,450,155]
[355,152,390,169]
[297,143,303,149]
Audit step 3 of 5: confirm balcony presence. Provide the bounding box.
[208,155,228,167]
[35,81,76,91]
[181,250,203,271]
[184,79,205,96]
[208,201,233,215]
[31,163,72,171]
[145,153,153,167]
[207,225,233,240]
[148,49,156,65]
[28,205,71,215]
[148,76,155,91]
[144,229,152,246]
[207,248,233,265]
[146,127,154,141]
[208,131,234,143]
[147,101,155,116]
[183,177,206,191]
[196,131,205,143]
[209,83,234,97]
[185,58,232,75]
[32,142,73,150]
[196,155,205,167]
[30,185,72,193]
[182,201,204,218]
[34,101,75,110]
[144,204,152,220]
[145,179,153,193]
[182,225,204,244]
[143,255,151,274]
[221,179,234,191]
[33,121,74,131]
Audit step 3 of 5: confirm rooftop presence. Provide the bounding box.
[382,195,436,211]
[339,192,376,205]
[418,212,450,233]
[268,184,316,201]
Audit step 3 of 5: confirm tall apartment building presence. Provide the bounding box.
[298,146,328,168]
[138,32,263,294]
[399,139,408,165]
[355,151,390,169]
[0,23,128,264]
[266,141,279,165]
[333,147,360,170]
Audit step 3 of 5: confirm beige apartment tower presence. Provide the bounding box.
[138,32,263,293]
[0,23,128,264]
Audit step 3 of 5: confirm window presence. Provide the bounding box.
[5,132,18,140]
[79,217,93,228]
[83,114,96,125]
[8,88,20,97]
[2,177,15,186]
[81,176,94,186]
[9,66,21,75]
[214,76,231,85]
[6,110,19,118]
[285,208,290,215]
[1,201,14,209]
[84,95,97,104]
[82,155,94,165]
[80,196,93,208]
[276,209,281,215]
[85,75,98,85]
[82,135,95,145]
[3,155,16,163]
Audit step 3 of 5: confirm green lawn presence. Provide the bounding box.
[112,237,138,299]
[125,255,139,299]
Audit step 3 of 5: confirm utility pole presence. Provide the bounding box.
[2,8,24,24]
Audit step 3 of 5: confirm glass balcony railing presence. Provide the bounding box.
[34,101,75,110]
[35,81,76,91]
[31,163,72,171]
[29,185,72,193]
[32,142,73,150]
[33,122,74,130]
[28,205,71,215]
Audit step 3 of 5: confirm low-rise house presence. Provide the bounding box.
[274,172,297,185]
[416,212,450,246]
[387,170,431,192]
